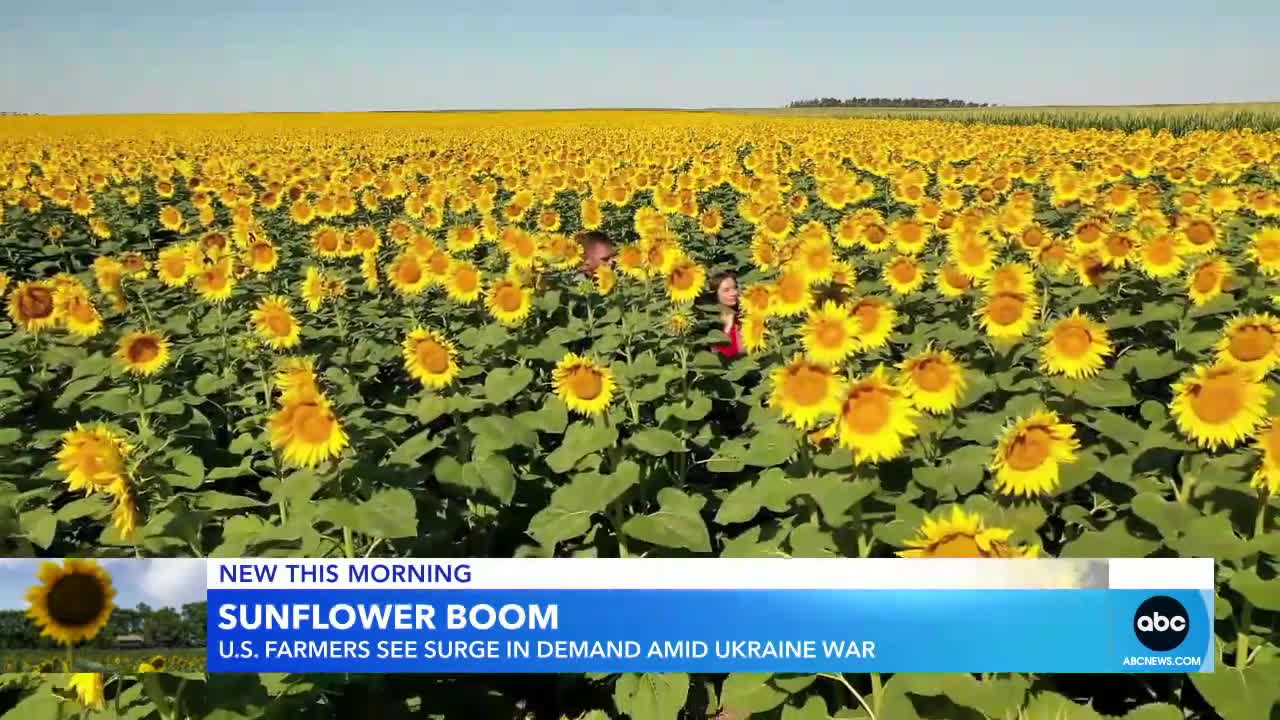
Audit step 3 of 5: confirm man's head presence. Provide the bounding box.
[577,231,614,274]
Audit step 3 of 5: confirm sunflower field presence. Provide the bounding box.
[0,111,1279,719]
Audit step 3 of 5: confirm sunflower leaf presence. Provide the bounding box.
[484,366,533,405]
[1060,521,1159,558]
[623,487,711,552]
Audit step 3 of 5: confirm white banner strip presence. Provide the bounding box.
[206,558,1214,591]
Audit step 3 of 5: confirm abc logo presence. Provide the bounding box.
[1133,596,1189,651]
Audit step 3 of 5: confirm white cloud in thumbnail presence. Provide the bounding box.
[137,560,207,607]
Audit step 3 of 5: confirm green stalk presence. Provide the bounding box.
[343,526,356,559]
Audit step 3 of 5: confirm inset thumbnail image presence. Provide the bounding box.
[0,558,206,674]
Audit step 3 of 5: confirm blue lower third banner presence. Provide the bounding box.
[207,587,1215,673]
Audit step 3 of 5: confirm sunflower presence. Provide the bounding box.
[386,252,429,297]
[25,559,116,646]
[741,312,768,352]
[979,292,1038,343]
[116,331,171,376]
[402,328,460,389]
[768,354,844,429]
[1248,227,1280,275]
[950,233,995,279]
[883,255,925,295]
[1170,362,1271,449]
[983,263,1036,296]
[246,240,279,273]
[1250,418,1280,494]
[156,244,194,286]
[741,284,773,316]
[361,251,380,291]
[137,655,167,673]
[269,395,348,468]
[158,205,184,232]
[486,276,534,327]
[897,506,1040,558]
[835,366,919,463]
[251,295,302,349]
[1041,309,1111,379]
[552,352,616,416]
[1215,314,1280,377]
[848,296,897,351]
[991,411,1080,497]
[935,263,973,297]
[898,346,967,414]
[7,280,60,333]
[1136,233,1186,278]
[445,261,483,304]
[56,423,132,494]
[795,234,836,283]
[68,674,106,710]
[275,356,322,404]
[667,311,692,335]
[801,301,859,365]
[593,263,616,295]
[771,267,813,317]
[665,253,706,305]
[1187,257,1231,306]
[193,258,235,303]
[55,286,103,338]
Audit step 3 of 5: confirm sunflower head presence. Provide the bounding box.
[898,346,967,414]
[7,280,60,333]
[1171,361,1272,449]
[897,506,1039,558]
[768,354,845,430]
[56,423,133,494]
[269,395,349,468]
[116,331,172,376]
[402,328,460,389]
[991,411,1080,497]
[835,365,920,464]
[552,352,616,417]
[1215,314,1280,376]
[487,277,534,327]
[1041,309,1112,379]
[26,560,116,646]
[801,301,859,365]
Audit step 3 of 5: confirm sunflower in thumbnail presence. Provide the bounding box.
[26,559,117,646]
[553,353,616,416]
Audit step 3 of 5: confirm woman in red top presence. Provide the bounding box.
[710,272,744,358]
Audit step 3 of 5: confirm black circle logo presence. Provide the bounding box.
[1133,595,1189,651]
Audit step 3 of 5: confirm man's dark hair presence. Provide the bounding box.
[576,230,613,252]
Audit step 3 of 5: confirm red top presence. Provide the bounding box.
[714,319,744,358]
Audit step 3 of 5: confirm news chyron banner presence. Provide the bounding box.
[207,558,1215,673]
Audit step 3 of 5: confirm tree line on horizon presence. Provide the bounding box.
[787,97,992,108]
[0,602,206,650]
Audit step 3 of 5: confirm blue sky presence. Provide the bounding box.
[1,1,1277,114]
[0,559,206,611]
